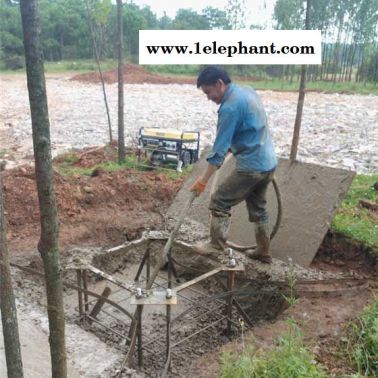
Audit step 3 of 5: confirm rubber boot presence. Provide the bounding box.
[192,214,230,259]
[246,223,272,264]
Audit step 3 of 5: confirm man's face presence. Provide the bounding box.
[200,80,227,105]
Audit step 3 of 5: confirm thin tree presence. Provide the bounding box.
[117,0,125,163]
[84,0,113,145]
[0,163,24,378]
[19,1,67,376]
[289,0,311,162]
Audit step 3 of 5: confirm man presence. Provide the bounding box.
[190,65,277,264]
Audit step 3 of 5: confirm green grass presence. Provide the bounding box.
[53,150,188,181]
[345,297,378,376]
[240,79,378,95]
[0,59,118,74]
[331,174,378,255]
[44,59,117,73]
[145,64,201,76]
[219,319,328,378]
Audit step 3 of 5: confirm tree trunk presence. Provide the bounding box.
[332,13,344,84]
[19,1,67,377]
[289,0,311,163]
[320,42,327,81]
[0,166,24,378]
[117,0,125,163]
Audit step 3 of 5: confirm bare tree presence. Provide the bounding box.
[290,0,311,162]
[19,1,67,376]
[0,164,24,378]
[84,0,113,146]
[117,0,125,163]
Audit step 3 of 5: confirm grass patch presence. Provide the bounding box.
[240,79,378,95]
[145,64,200,76]
[331,174,378,255]
[53,150,188,181]
[0,59,118,74]
[345,297,378,376]
[44,59,117,73]
[219,319,328,378]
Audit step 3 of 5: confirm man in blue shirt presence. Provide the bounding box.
[190,66,277,264]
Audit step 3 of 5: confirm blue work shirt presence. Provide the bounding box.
[207,83,277,173]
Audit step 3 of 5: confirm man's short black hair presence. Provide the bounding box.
[197,65,231,88]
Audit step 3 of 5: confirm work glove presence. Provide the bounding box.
[190,178,207,196]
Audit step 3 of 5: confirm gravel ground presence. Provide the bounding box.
[1,73,377,173]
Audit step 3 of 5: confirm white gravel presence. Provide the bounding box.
[1,73,377,173]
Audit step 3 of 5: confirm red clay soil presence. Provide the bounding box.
[3,147,183,254]
[72,64,196,85]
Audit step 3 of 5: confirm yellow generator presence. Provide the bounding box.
[138,127,200,170]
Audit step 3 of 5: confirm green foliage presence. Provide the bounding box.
[225,0,247,29]
[171,8,210,30]
[345,298,378,376]
[358,51,378,82]
[274,0,304,29]
[331,174,378,255]
[202,6,231,29]
[283,257,298,306]
[92,0,112,26]
[219,320,329,378]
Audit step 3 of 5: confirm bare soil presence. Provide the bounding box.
[3,147,182,258]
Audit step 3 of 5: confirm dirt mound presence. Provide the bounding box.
[72,64,196,85]
[3,147,183,252]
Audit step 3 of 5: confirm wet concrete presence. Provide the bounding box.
[167,151,355,267]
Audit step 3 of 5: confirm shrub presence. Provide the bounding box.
[347,298,378,376]
[219,320,328,378]
[4,55,25,70]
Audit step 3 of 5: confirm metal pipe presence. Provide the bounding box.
[226,271,235,336]
[214,276,253,327]
[146,246,150,283]
[83,269,89,313]
[137,305,143,367]
[76,269,83,316]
